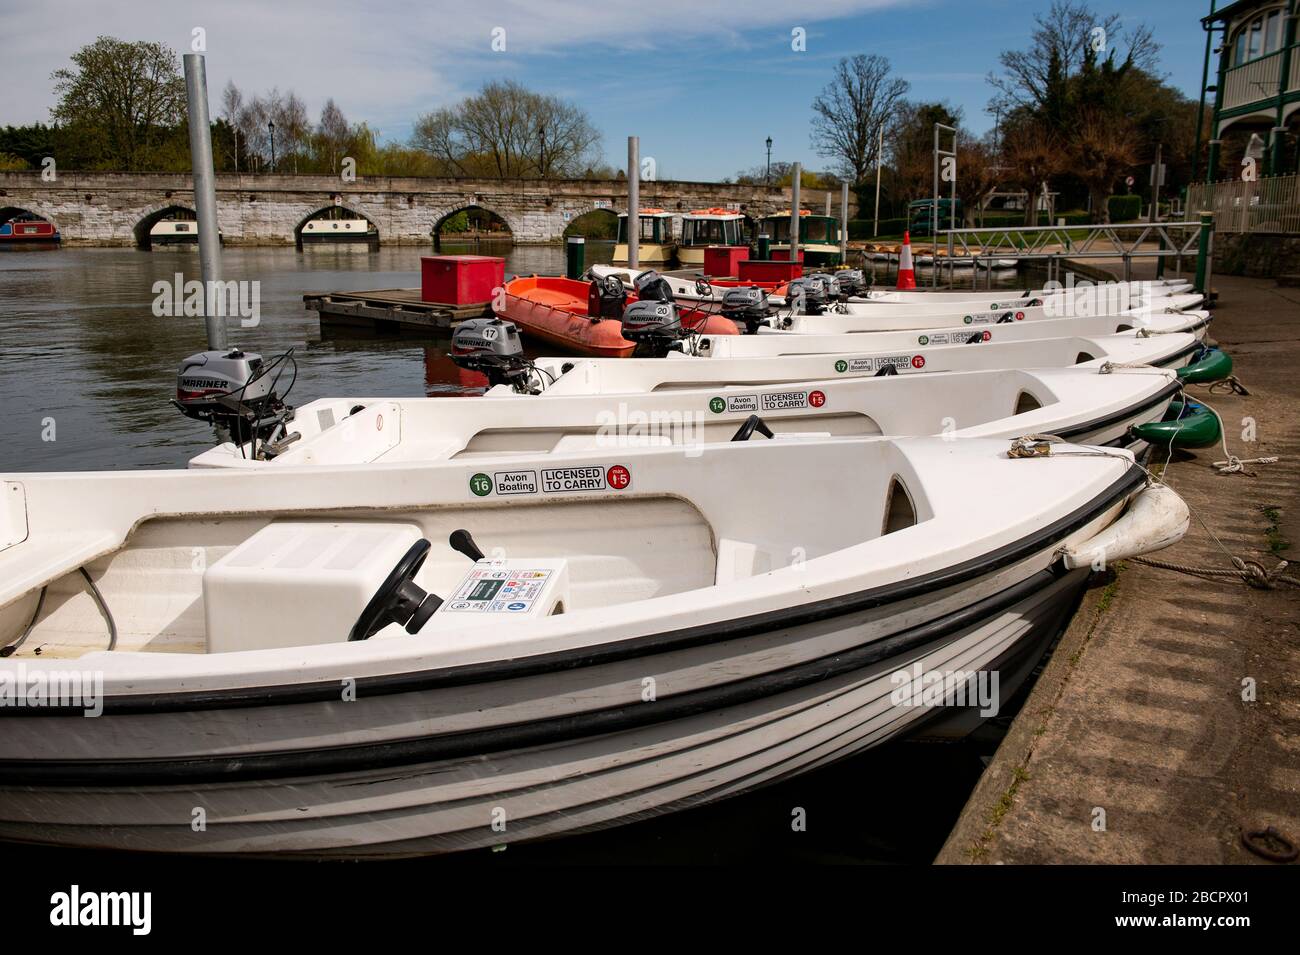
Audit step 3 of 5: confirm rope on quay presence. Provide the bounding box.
[1132,555,1299,590]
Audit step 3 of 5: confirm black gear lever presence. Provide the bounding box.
[449,529,486,562]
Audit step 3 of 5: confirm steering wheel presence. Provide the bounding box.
[349,539,441,641]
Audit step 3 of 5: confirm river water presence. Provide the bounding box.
[0,240,1047,863]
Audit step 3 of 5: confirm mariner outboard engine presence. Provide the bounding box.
[784,276,830,315]
[806,273,843,303]
[633,270,676,303]
[621,299,687,357]
[174,347,296,453]
[833,269,868,298]
[588,273,628,319]
[449,318,537,393]
[719,286,775,335]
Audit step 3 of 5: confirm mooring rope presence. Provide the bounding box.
[1132,555,1299,589]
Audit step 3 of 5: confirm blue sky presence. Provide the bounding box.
[2,0,1211,180]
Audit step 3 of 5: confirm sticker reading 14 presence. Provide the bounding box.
[469,472,493,496]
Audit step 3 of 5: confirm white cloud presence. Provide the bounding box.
[0,0,916,135]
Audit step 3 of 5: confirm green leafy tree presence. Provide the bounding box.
[50,36,186,170]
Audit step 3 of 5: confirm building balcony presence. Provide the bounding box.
[1221,49,1288,113]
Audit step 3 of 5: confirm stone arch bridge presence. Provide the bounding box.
[0,172,846,247]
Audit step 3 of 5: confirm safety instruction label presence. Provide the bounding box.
[442,567,553,613]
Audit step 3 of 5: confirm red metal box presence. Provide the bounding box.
[420,255,504,304]
[737,259,803,282]
[703,246,749,278]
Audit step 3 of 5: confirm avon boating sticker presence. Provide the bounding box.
[491,470,538,495]
[442,567,554,613]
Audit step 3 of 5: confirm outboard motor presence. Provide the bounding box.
[588,274,628,319]
[633,270,676,303]
[449,318,537,393]
[621,299,687,357]
[806,273,842,302]
[174,347,295,453]
[719,286,774,335]
[834,269,868,298]
[784,276,830,315]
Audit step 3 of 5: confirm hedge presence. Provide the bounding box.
[1107,194,1142,222]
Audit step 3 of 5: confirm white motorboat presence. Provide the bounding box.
[0,435,1187,856]
[190,363,1183,470]
[705,309,1210,358]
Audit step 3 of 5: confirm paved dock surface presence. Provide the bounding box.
[938,271,1300,864]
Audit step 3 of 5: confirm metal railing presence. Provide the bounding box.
[1186,174,1300,234]
[918,221,1208,287]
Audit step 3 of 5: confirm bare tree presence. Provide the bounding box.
[1071,110,1139,222]
[220,81,244,171]
[1002,119,1066,225]
[317,98,349,174]
[951,137,1002,226]
[411,81,600,179]
[811,54,909,184]
[989,0,1159,118]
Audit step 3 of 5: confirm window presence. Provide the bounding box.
[1233,7,1287,65]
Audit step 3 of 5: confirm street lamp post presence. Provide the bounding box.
[765,136,773,183]
[268,120,276,173]
[539,125,546,179]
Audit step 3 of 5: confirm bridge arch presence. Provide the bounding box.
[133,204,202,250]
[294,204,380,251]
[432,204,517,251]
[0,203,60,236]
[562,208,619,239]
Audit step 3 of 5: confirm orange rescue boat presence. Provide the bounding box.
[497,276,737,358]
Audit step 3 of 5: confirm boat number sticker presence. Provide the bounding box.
[911,355,926,369]
[963,315,973,324]
[761,391,807,411]
[469,473,493,497]
[714,394,758,413]
[606,465,631,490]
[918,335,929,345]
[835,359,848,373]
[808,390,826,407]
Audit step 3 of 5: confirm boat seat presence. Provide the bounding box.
[714,538,779,584]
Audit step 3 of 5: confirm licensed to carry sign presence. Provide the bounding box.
[760,391,808,411]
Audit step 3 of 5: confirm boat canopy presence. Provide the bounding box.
[761,212,839,244]
[617,210,674,244]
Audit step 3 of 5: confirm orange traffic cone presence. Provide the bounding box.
[896,231,917,290]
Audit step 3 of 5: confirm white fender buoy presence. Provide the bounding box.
[1062,483,1190,570]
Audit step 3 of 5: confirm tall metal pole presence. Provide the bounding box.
[840,180,849,263]
[183,53,227,350]
[627,136,640,270]
[1193,0,1217,182]
[789,162,801,266]
[874,125,883,238]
